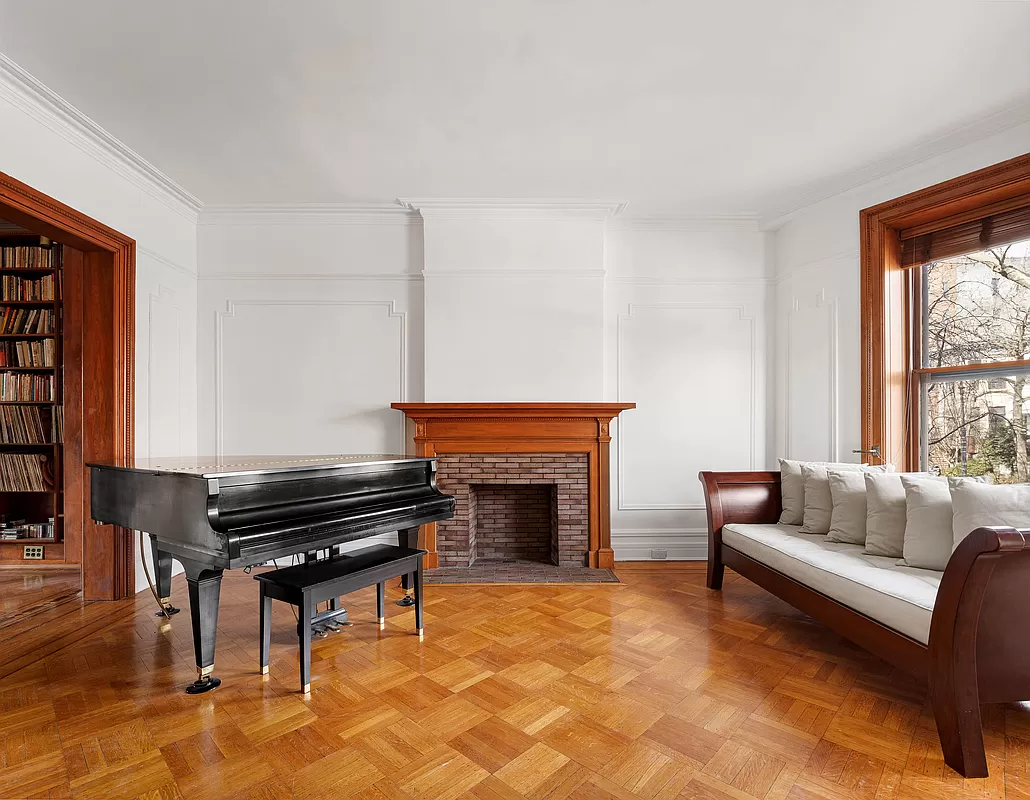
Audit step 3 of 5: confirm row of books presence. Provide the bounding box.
[1,247,53,270]
[0,406,60,443]
[0,519,55,540]
[0,307,53,335]
[0,453,50,491]
[0,372,53,402]
[0,340,55,368]
[1,274,55,301]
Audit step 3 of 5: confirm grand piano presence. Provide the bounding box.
[88,455,455,693]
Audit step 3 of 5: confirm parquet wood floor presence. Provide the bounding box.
[0,562,1025,799]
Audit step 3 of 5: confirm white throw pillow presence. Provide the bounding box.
[863,472,935,558]
[825,471,869,545]
[950,478,1030,551]
[900,475,990,570]
[778,459,866,525]
[801,463,890,535]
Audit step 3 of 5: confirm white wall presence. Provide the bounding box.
[605,220,771,558]
[772,121,1030,467]
[0,55,200,591]
[198,206,772,561]
[196,208,422,460]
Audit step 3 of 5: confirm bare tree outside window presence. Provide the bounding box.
[922,238,1030,479]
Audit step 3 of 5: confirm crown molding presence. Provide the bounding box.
[760,99,1030,229]
[198,203,420,226]
[399,198,627,221]
[607,214,761,232]
[0,53,202,222]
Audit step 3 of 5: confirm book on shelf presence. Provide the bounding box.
[0,339,55,367]
[1,274,54,301]
[0,405,53,443]
[0,517,55,539]
[0,372,53,401]
[0,453,50,491]
[0,246,52,270]
[0,307,53,334]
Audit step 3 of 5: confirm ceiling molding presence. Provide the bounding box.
[0,53,202,222]
[607,214,761,232]
[198,203,420,226]
[399,198,627,221]
[760,99,1030,229]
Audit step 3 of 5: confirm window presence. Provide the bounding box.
[860,153,1030,471]
[919,239,1030,478]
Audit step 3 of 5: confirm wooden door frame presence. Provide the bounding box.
[860,152,1030,471]
[0,169,135,599]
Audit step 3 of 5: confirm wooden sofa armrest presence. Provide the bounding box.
[698,471,781,590]
[929,525,1030,777]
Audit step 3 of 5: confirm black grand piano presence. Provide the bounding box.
[88,454,454,693]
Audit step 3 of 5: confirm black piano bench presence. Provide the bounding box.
[254,543,426,694]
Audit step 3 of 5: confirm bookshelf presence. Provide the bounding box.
[0,236,64,558]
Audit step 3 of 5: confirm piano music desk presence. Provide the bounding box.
[255,543,426,693]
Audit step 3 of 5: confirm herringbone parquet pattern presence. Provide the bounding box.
[0,563,1024,799]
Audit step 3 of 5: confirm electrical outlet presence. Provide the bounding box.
[650,548,667,560]
[23,545,43,560]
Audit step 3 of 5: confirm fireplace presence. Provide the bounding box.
[434,453,589,566]
[391,403,634,572]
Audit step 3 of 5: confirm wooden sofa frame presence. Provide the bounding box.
[701,470,1030,778]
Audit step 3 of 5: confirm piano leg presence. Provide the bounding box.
[181,558,224,695]
[396,527,418,607]
[149,537,180,617]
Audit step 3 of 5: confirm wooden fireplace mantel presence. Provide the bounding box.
[391,402,635,569]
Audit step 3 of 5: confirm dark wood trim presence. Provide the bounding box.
[0,170,135,600]
[701,470,1030,778]
[861,152,1030,471]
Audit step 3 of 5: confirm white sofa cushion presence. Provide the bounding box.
[825,470,869,545]
[800,463,890,534]
[864,472,935,558]
[778,459,865,526]
[901,476,953,570]
[722,522,941,644]
[950,478,1030,549]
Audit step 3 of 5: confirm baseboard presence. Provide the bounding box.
[611,529,707,561]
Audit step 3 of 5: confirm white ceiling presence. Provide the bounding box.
[0,1,1028,216]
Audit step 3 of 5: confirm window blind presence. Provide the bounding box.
[900,203,1030,268]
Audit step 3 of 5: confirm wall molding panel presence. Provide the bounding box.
[785,289,840,462]
[616,302,758,511]
[214,299,408,456]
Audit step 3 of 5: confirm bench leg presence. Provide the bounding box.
[300,593,313,694]
[259,586,272,676]
[376,582,385,629]
[414,558,424,640]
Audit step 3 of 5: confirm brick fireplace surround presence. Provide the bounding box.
[391,403,635,574]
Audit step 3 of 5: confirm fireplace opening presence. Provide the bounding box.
[469,484,557,565]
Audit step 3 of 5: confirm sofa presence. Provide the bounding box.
[700,470,1030,779]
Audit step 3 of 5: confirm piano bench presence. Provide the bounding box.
[254,543,426,693]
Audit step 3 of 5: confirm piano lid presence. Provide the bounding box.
[86,454,433,478]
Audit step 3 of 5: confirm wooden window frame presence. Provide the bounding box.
[861,152,1030,471]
